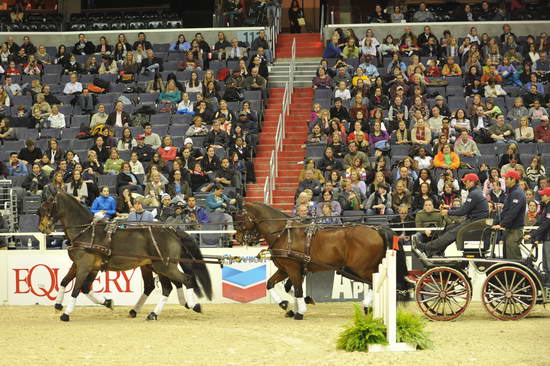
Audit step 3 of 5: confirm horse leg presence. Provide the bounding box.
[153,262,201,314]
[81,271,114,309]
[267,269,291,311]
[54,263,76,311]
[363,284,373,314]
[173,282,189,309]
[130,265,155,318]
[146,275,173,321]
[60,259,95,322]
[288,270,306,320]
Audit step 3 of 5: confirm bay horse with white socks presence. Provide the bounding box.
[235,202,408,320]
[38,192,212,321]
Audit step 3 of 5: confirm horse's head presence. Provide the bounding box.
[37,194,59,235]
[234,204,261,246]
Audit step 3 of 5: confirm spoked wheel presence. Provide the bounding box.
[482,266,537,320]
[415,266,472,321]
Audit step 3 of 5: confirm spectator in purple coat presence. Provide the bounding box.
[368,120,389,155]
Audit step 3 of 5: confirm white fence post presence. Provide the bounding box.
[369,250,415,352]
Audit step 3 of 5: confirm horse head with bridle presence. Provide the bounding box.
[37,191,213,321]
[235,202,408,320]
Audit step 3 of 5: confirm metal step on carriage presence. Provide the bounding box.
[412,218,550,321]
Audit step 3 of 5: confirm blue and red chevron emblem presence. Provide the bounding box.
[222,265,266,303]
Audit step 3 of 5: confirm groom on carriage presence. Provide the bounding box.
[414,173,489,257]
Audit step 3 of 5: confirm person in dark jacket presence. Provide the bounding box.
[492,170,526,260]
[524,187,550,286]
[105,101,131,127]
[72,34,95,55]
[22,163,49,195]
[318,147,343,178]
[116,162,143,194]
[91,136,109,163]
[416,173,489,256]
[204,121,230,148]
[18,139,43,165]
[132,135,155,162]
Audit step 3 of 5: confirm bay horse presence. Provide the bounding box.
[235,202,408,320]
[38,192,212,322]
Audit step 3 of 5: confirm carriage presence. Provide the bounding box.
[412,218,550,321]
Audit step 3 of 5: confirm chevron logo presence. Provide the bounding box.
[222,265,266,303]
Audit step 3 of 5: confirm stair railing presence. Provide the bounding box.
[263,38,296,204]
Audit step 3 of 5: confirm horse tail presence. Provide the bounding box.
[377,226,395,251]
[175,229,213,301]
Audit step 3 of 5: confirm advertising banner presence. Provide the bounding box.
[305,271,369,303]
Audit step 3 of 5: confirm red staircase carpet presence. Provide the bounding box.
[276,33,324,58]
[246,88,313,212]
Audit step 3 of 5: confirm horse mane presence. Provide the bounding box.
[58,192,94,222]
[248,202,291,218]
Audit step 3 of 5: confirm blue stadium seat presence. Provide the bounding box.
[169,125,188,137]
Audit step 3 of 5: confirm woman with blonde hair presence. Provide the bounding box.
[121,51,139,76]
[144,171,166,207]
[32,93,52,128]
[104,148,124,175]
[159,79,182,104]
[0,85,10,112]
[515,116,534,143]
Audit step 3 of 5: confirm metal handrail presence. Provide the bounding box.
[320,4,325,41]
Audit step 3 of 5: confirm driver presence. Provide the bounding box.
[524,187,550,287]
[415,173,488,257]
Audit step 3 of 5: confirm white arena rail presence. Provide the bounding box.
[369,250,416,353]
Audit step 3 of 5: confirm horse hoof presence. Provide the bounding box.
[129,309,137,318]
[294,313,304,320]
[60,313,70,322]
[146,312,158,321]
[363,306,372,315]
[285,310,295,318]
[184,303,190,309]
[103,299,114,310]
[192,304,202,313]
[54,303,63,311]
[279,300,289,310]
[305,296,316,305]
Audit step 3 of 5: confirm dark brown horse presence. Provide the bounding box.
[235,202,406,320]
[38,192,212,321]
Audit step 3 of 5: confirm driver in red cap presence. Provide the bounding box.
[492,170,526,260]
[415,173,488,257]
[524,187,550,286]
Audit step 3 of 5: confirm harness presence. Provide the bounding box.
[70,221,170,270]
[267,220,376,283]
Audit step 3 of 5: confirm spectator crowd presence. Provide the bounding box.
[299,23,550,243]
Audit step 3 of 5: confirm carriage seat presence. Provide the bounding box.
[456,218,494,255]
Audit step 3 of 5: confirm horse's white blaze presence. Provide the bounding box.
[153,296,169,316]
[65,296,77,315]
[176,287,186,305]
[133,294,148,312]
[297,297,307,314]
[85,291,105,305]
[269,288,282,304]
[185,289,197,308]
[55,286,66,305]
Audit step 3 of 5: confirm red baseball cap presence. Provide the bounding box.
[502,170,521,180]
[460,173,479,182]
[538,187,550,196]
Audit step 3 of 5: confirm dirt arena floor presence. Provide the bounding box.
[1,302,549,366]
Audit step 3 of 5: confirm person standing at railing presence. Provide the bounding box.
[288,0,303,34]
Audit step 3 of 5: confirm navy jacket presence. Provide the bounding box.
[531,202,550,242]
[500,184,526,229]
[448,186,489,220]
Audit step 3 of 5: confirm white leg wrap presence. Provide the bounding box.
[176,287,186,306]
[85,291,106,305]
[153,295,169,316]
[269,288,282,304]
[293,297,298,312]
[297,297,307,314]
[133,294,148,312]
[185,288,197,308]
[55,286,66,305]
[65,296,77,315]
[363,286,373,308]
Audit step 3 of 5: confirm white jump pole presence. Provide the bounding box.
[369,250,416,352]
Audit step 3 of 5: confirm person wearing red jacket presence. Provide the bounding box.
[158,136,178,162]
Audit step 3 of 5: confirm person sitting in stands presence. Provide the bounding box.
[63,72,83,95]
[91,186,117,219]
[73,34,95,55]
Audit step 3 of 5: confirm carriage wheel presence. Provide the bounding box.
[415,267,472,321]
[482,266,537,321]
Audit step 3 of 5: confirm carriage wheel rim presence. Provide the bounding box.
[415,267,472,321]
[481,266,536,321]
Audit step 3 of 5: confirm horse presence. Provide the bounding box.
[235,202,408,320]
[37,192,212,322]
